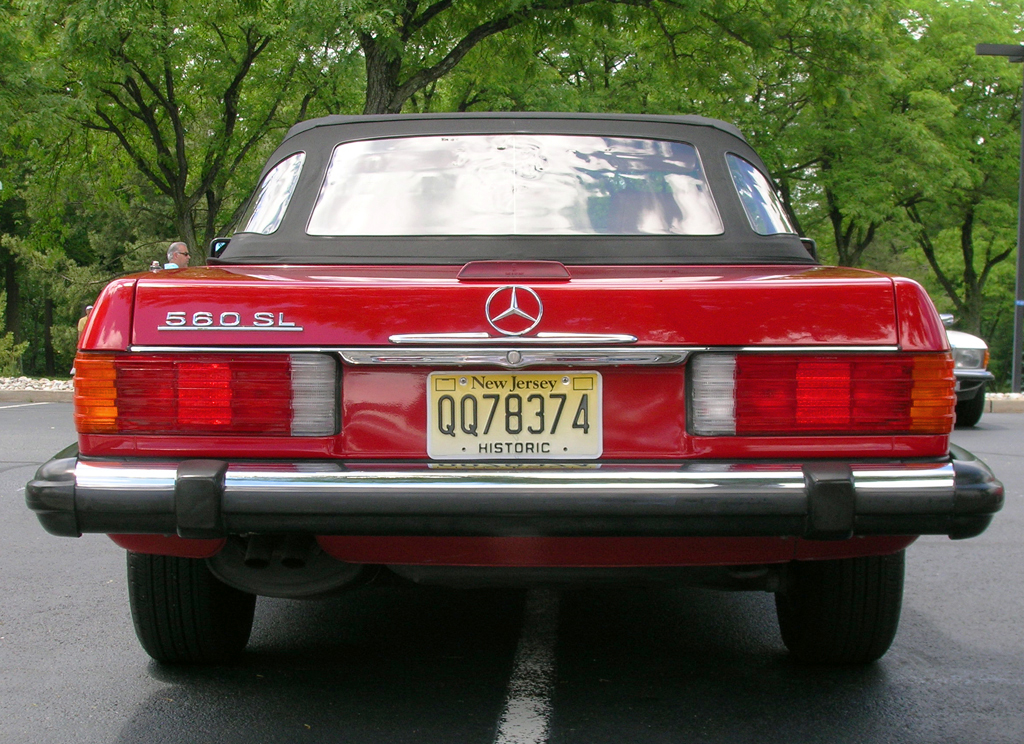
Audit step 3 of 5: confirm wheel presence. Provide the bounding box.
[775,550,904,665]
[127,551,256,664]
[955,383,985,427]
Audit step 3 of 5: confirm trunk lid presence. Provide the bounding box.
[130,264,899,347]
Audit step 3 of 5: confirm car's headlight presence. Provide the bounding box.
[952,347,987,369]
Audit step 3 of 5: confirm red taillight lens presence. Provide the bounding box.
[75,353,337,436]
[692,353,955,436]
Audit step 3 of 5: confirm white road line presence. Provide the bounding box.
[0,402,55,410]
[494,588,560,744]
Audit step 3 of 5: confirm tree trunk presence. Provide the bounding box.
[43,296,54,376]
[362,34,403,115]
[958,207,983,335]
[906,199,1011,337]
[173,208,200,260]
[2,248,20,342]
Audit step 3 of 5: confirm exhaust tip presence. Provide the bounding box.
[281,535,315,570]
[243,535,275,569]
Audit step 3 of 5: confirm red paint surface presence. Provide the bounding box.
[127,264,900,348]
[894,277,948,351]
[793,536,917,560]
[341,366,686,458]
[315,535,917,567]
[77,263,951,460]
[684,434,949,459]
[110,534,225,558]
[80,432,339,458]
[79,278,137,351]
[105,533,916,564]
[457,260,571,280]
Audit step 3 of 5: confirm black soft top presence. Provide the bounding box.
[214,112,814,266]
[282,111,751,144]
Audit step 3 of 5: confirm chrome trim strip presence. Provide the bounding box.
[126,346,700,367]
[850,463,956,512]
[339,348,696,368]
[223,466,810,515]
[131,346,339,353]
[851,464,955,492]
[735,345,900,353]
[73,460,956,512]
[129,345,902,355]
[157,326,305,332]
[126,344,904,369]
[76,461,177,492]
[953,369,995,380]
[388,332,639,345]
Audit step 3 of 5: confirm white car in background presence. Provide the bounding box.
[941,315,994,427]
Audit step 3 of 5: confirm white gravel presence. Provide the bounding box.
[0,376,74,391]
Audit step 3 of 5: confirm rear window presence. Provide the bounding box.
[726,154,795,235]
[306,135,724,237]
[238,153,305,235]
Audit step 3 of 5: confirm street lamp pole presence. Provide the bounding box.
[976,43,1024,393]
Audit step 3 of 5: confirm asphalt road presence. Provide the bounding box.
[2,403,1021,744]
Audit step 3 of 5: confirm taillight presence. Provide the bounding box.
[691,353,954,436]
[74,353,337,436]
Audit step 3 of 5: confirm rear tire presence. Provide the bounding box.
[955,383,985,427]
[775,550,904,665]
[127,551,256,664]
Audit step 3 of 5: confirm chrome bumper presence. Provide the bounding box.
[954,369,994,399]
[27,447,1003,541]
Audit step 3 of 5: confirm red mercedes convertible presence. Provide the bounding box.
[27,113,1003,665]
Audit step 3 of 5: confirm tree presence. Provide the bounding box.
[0,0,31,346]
[5,0,1023,382]
[353,0,605,115]
[350,0,894,116]
[30,0,329,253]
[895,0,1022,335]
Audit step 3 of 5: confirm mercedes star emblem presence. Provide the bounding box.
[485,286,543,336]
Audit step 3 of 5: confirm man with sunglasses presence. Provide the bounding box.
[164,241,190,269]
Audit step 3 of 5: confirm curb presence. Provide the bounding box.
[988,399,1024,413]
[0,390,74,403]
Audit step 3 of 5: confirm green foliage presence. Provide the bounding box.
[0,0,1021,384]
[0,330,28,376]
[18,238,110,373]
[26,0,337,251]
[885,0,1023,384]
[0,292,28,375]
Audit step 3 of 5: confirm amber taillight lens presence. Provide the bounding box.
[691,353,955,436]
[74,353,337,436]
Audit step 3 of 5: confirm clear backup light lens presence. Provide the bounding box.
[290,354,337,435]
[691,354,737,435]
[951,347,986,369]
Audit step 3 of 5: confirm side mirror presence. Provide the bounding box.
[939,313,956,328]
[800,237,818,261]
[209,237,230,259]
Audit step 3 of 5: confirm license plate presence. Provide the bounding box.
[427,371,602,460]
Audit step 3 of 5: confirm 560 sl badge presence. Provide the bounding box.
[159,311,304,331]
